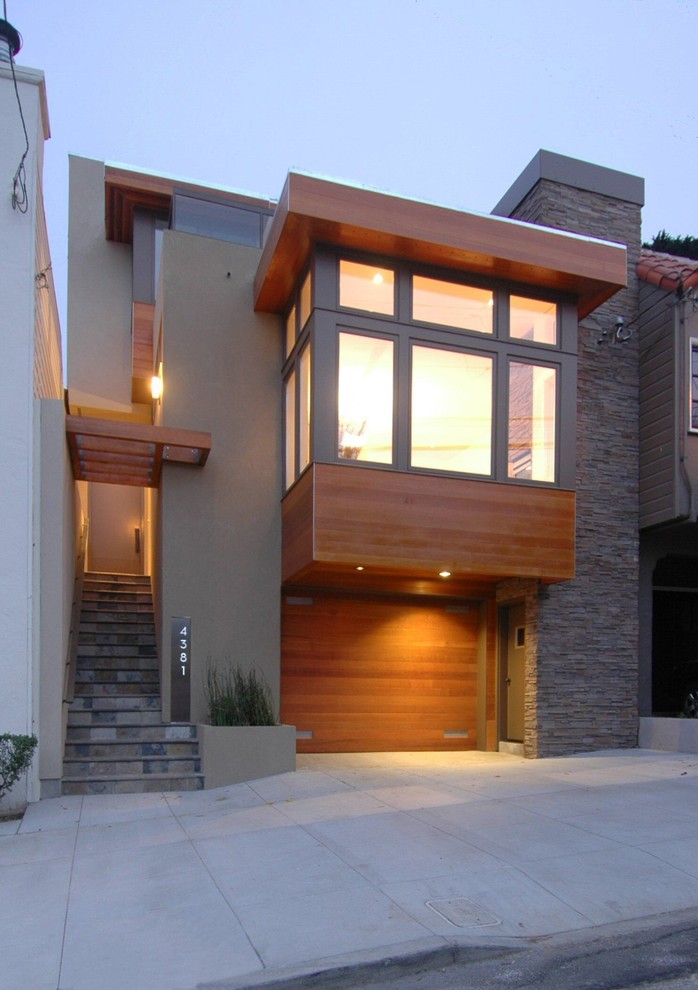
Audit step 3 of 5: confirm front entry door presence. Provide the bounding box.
[502,603,525,743]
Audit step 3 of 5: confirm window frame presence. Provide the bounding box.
[281,246,577,492]
[690,337,698,434]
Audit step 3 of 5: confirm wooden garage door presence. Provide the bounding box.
[281,594,480,752]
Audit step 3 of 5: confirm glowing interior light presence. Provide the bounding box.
[439,570,451,578]
[372,272,384,285]
[355,565,365,571]
[151,374,163,400]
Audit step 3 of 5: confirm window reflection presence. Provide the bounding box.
[412,276,493,333]
[508,362,557,482]
[299,272,312,330]
[285,371,296,489]
[339,260,395,315]
[285,305,296,359]
[338,333,394,464]
[411,345,492,475]
[510,296,557,345]
[299,346,311,472]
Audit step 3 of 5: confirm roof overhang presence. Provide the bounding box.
[66,415,211,488]
[254,172,627,319]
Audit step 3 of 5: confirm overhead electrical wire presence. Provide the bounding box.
[3,0,29,212]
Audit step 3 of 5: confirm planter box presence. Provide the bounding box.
[197,724,296,788]
[639,717,698,754]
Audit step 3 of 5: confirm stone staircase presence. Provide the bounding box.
[62,573,203,795]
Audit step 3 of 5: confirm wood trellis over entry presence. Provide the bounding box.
[66,415,212,488]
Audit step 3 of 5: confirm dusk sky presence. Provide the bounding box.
[7,0,698,338]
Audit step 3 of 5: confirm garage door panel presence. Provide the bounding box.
[282,595,480,752]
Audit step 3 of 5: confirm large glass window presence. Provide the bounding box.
[299,345,311,472]
[510,296,557,346]
[508,362,557,482]
[285,371,296,489]
[690,339,698,430]
[338,333,394,464]
[299,271,312,330]
[339,260,395,315]
[411,345,493,476]
[412,276,493,334]
[172,194,265,247]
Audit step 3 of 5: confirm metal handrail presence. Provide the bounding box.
[63,519,89,704]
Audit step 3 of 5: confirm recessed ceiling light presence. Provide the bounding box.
[439,570,451,578]
[355,566,365,571]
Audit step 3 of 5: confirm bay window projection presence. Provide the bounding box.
[508,362,557,482]
[412,276,493,333]
[339,260,395,315]
[510,296,557,346]
[411,345,493,475]
[338,333,394,463]
[285,371,296,489]
[299,346,311,473]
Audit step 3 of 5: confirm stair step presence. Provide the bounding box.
[78,645,157,659]
[70,695,162,711]
[79,640,156,647]
[75,671,160,699]
[77,657,159,672]
[63,755,201,776]
[61,773,204,796]
[65,740,198,759]
[75,670,159,684]
[68,709,165,727]
[67,723,197,743]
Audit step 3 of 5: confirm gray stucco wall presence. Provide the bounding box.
[67,156,132,405]
[501,172,641,756]
[157,232,282,723]
[36,398,75,796]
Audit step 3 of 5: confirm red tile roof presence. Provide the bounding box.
[637,248,698,292]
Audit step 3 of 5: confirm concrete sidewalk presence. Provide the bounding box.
[3,748,698,990]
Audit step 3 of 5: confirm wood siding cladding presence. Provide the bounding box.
[254,171,627,319]
[282,594,480,752]
[282,463,575,594]
[638,282,680,528]
[131,302,155,404]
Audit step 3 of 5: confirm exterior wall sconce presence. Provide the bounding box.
[597,316,635,346]
[151,366,163,401]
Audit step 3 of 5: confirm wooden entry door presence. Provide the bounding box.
[281,594,481,752]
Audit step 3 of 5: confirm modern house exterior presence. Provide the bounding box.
[62,148,638,769]
[10,41,698,808]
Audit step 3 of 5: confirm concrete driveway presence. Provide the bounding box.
[2,748,698,990]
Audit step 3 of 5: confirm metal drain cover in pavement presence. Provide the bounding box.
[426,897,500,929]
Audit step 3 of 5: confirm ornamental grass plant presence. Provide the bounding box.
[205,663,277,727]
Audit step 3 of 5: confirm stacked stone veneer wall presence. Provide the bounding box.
[504,180,641,756]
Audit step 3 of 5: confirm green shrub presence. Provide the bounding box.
[0,734,38,800]
[205,664,276,727]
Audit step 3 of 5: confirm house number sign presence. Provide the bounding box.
[170,616,191,722]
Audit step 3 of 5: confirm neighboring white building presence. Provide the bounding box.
[0,46,74,811]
